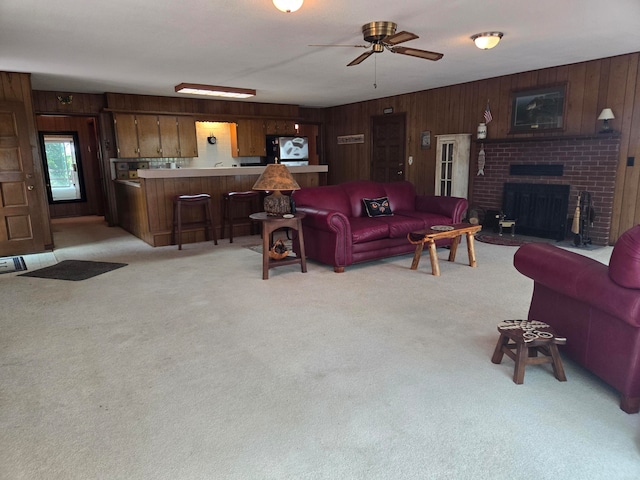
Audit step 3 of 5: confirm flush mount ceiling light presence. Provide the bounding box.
[272,0,303,13]
[174,83,256,99]
[471,32,504,50]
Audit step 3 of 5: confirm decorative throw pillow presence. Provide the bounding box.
[363,197,393,217]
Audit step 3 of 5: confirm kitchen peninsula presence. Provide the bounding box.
[114,165,327,247]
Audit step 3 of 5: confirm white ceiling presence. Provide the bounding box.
[2,0,640,108]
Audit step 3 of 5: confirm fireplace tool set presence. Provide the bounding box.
[571,191,594,246]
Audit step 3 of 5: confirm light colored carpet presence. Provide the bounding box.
[1,216,638,479]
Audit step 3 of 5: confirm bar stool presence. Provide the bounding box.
[221,190,261,243]
[171,193,218,250]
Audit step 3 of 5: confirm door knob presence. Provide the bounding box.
[397,171,403,175]
[27,185,35,191]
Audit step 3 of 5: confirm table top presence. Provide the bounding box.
[408,223,481,243]
[249,212,306,222]
[497,319,566,345]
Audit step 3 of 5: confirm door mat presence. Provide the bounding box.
[0,256,27,274]
[19,260,127,281]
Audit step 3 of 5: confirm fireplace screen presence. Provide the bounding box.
[502,183,570,240]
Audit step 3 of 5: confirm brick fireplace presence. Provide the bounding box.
[470,135,620,245]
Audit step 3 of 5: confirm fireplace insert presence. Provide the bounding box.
[502,183,570,241]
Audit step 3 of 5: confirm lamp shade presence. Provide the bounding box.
[252,163,301,192]
[272,0,303,13]
[598,108,615,120]
[253,163,300,216]
[471,32,503,50]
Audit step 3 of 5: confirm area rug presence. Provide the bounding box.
[244,240,293,255]
[474,233,530,247]
[0,256,27,274]
[19,260,127,281]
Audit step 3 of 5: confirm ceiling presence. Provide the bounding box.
[2,0,640,108]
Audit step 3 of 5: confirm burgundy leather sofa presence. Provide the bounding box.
[513,225,640,413]
[291,180,468,272]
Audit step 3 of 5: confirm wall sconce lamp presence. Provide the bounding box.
[252,161,301,215]
[272,0,303,13]
[471,32,503,50]
[597,108,615,133]
[174,83,256,99]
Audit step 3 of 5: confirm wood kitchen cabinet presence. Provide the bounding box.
[113,113,141,158]
[177,116,198,157]
[265,119,298,136]
[136,114,162,157]
[230,119,266,157]
[114,113,161,158]
[159,116,198,158]
[158,116,180,157]
[114,114,198,158]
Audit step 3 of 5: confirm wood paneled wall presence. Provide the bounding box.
[323,52,640,242]
[105,93,301,119]
[32,91,105,115]
[0,72,53,248]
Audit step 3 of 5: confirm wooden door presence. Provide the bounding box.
[36,115,106,218]
[113,113,139,158]
[136,115,161,158]
[177,116,198,157]
[371,113,406,183]
[158,116,179,157]
[0,101,45,255]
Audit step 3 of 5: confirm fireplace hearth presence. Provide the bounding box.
[470,135,619,245]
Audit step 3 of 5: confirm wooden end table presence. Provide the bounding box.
[491,319,567,384]
[407,223,482,276]
[249,212,307,280]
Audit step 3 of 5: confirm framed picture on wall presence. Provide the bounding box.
[510,85,566,132]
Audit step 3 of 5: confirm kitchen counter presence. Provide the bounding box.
[115,164,328,247]
[138,164,328,179]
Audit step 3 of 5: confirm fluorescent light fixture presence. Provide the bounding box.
[174,83,256,99]
[272,0,303,13]
[471,32,503,50]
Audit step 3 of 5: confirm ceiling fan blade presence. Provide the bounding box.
[392,46,444,61]
[385,31,419,45]
[308,44,369,48]
[348,50,374,66]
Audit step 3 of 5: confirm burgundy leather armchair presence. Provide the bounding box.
[514,225,640,413]
[291,180,468,272]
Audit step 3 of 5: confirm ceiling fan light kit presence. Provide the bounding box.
[272,0,303,13]
[316,21,444,67]
[471,32,503,50]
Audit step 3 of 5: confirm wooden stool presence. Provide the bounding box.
[491,319,567,384]
[171,194,217,250]
[221,191,260,243]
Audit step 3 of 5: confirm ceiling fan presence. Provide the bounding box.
[310,21,444,66]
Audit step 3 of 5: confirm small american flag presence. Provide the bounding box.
[484,101,493,124]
